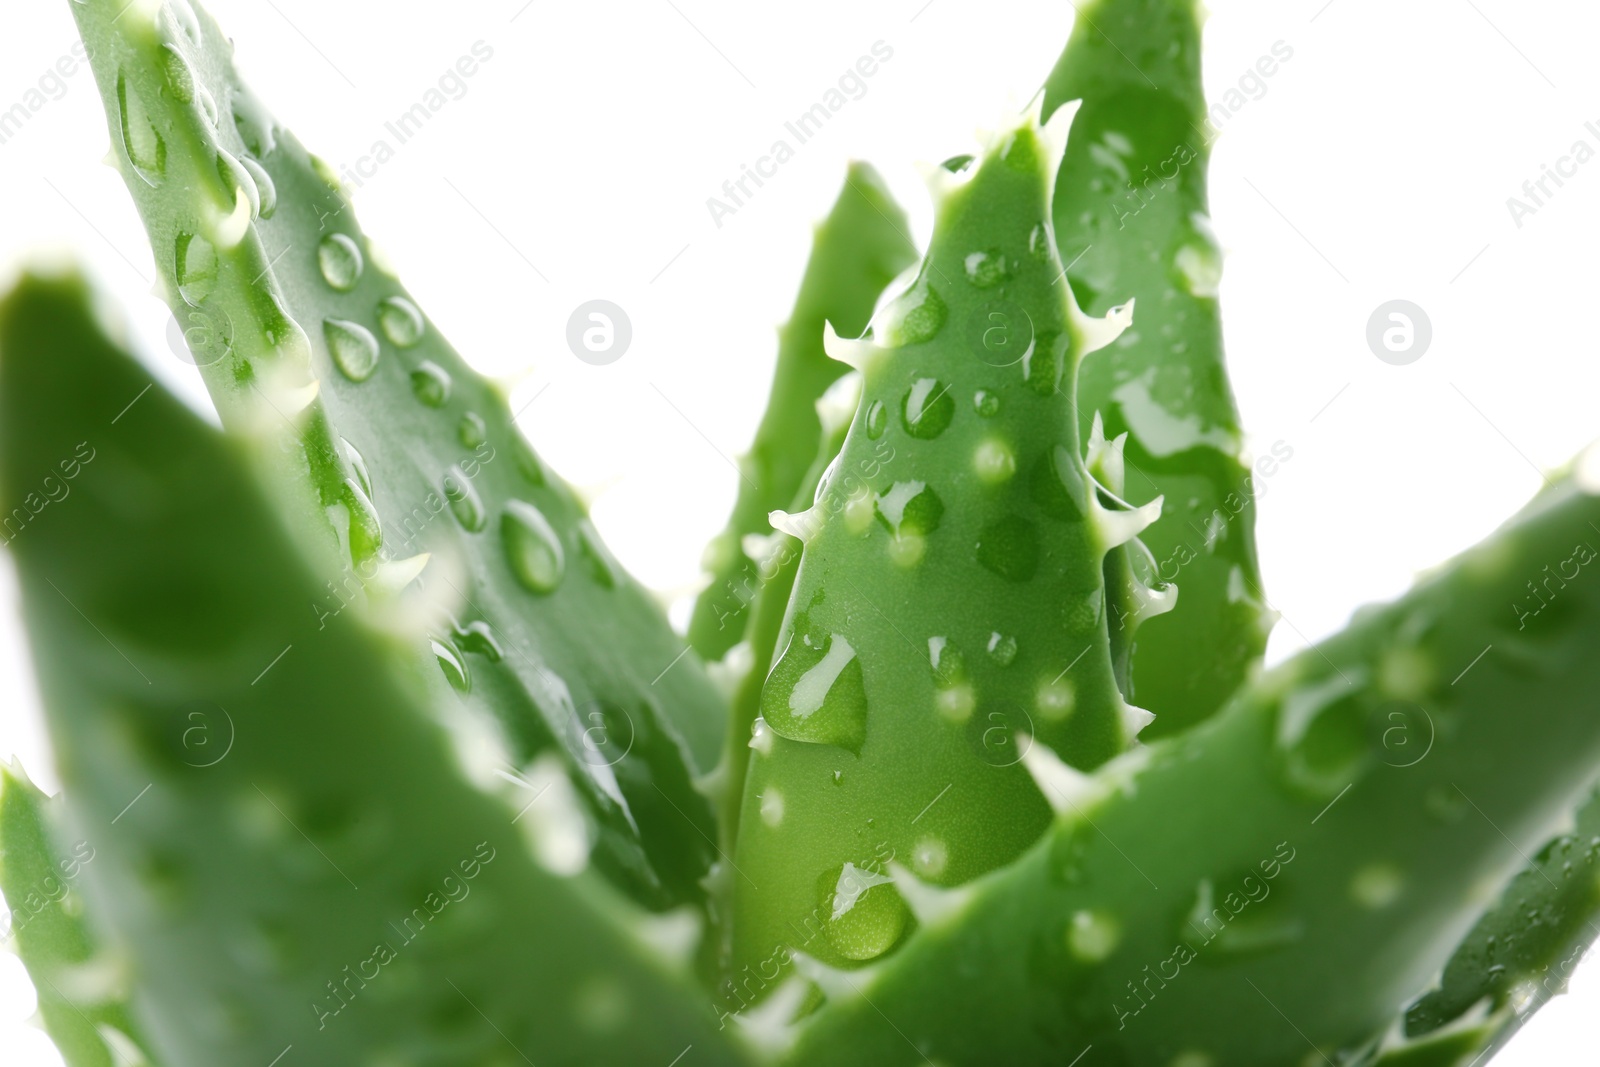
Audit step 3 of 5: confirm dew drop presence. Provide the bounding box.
[1067,909,1121,962]
[759,789,785,827]
[196,86,218,128]
[324,318,380,381]
[1351,864,1405,909]
[902,377,954,439]
[933,667,984,729]
[239,157,276,218]
[432,638,471,694]
[458,411,487,449]
[443,465,485,532]
[912,837,948,878]
[875,481,944,538]
[453,620,503,661]
[1037,676,1075,721]
[973,389,1000,418]
[317,234,364,291]
[231,90,277,157]
[820,863,908,961]
[341,477,382,562]
[502,500,566,594]
[928,635,967,687]
[964,250,1009,289]
[976,515,1040,582]
[761,632,869,752]
[864,399,888,440]
[1185,879,1304,956]
[217,150,260,219]
[986,631,1018,667]
[377,295,426,347]
[411,361,452,407]
[174,231,218,307]
[974,438,1017,483]
[881,276,947,346]
[117,71,166,184]
[160,44,195,103]
[167,0,201,43]
[339,437,372,499]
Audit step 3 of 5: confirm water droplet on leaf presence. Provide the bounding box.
[377,295,425,347]
[443,466,485,532]
[864,399,887,440]
[820,863,908,961]
[902,378,954,439]
[964,250,1009,289]
[411,361,452,407]
[325,318,379,381]
[432,638,471,694]
[117,72,166,183]
[502,500,565,594]
[762,632,868,752]
[174,231,217,307]
[318,234,364,291]
[458,411,487,449]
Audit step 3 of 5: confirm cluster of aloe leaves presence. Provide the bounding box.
[2,0,1599,1063]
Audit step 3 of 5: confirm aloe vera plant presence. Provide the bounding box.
[70,0,724,913]
[1044,0,1271,735]
[4,0,1599,1063]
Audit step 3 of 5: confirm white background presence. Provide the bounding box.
[2,0,1598,1061]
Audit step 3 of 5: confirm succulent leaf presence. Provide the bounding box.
[68,0,721,909]
[1044,0,1272,735]
[689,164,918,665]
[784,471,1600,1065]
[729,107,1146,986]
[1371,783,1600,1065]
[0,269,752,1067]
[0,764,161,1067]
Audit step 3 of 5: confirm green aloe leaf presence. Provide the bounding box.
[729,108,1153,984]
[689,163,917,666]
[0,764,160,1067]
[1370,784,1600,1066]
[784,470,1600,1065]
[0,268,751,1067]
[68,0,722,908]
[1044,0,1273,735]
